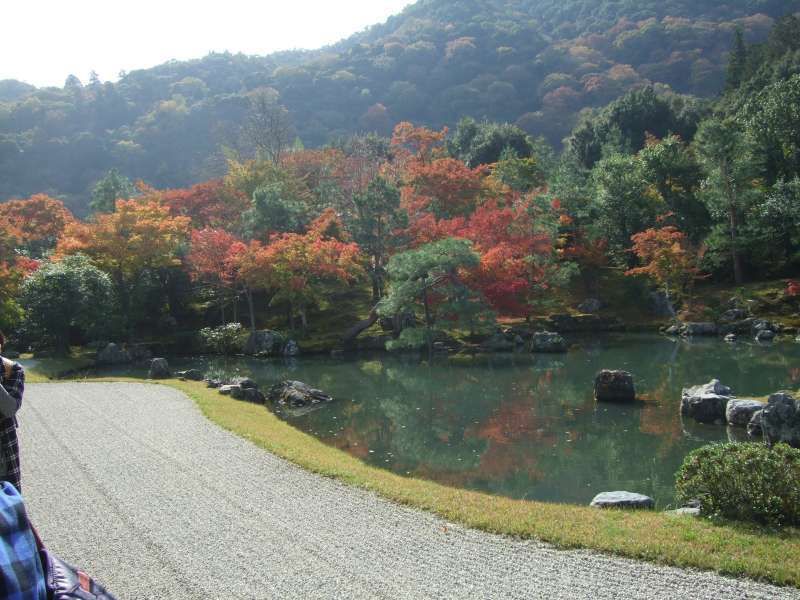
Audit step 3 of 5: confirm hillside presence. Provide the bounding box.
[0,0,798,213]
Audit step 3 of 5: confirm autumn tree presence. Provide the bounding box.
[56,198,190,333]
[187,228,244,324]
[0,194,75,256]
[237,210,362,330]
[625,225,701,309]
[158,179,249,229]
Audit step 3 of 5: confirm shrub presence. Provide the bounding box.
[199,323,245,355]
[676,442,800,526]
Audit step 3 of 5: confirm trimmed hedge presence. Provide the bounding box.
[676,442,800,526]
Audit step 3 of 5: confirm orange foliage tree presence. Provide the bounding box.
[625,225,701,305]
[236,210,363,329]
[187,228,245,323]
[57,198,190,330]
[156,179,249,229]
[0,194,74,255]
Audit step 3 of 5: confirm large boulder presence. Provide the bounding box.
[243,330,286,357]
[761,392,800,448]
[594,370,636,402]
[148,358,171,379]
[681,379,731,424]
[268,380,333,408]
[96,343,132,365]
[242,388,266,404]
[725,399,764,427]
[680,322,718,337]
[530,331,567,353]
[590,491,654,509]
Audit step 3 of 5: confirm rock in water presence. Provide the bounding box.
[680,322,718,337]
[761,392,800,448]
[747,409,763,438]
[577,298,602,314]
[724,333,737,343]
[725,399,764,427]
[283,340,300,356]
[148,358,171,379]
[594,370,635,402]
[681,379,732,424]
[755,330,776,342]
[268,380,333,408]
[590,491,654,509]
[243,330,285,356]
[530,331,567,353]
[96,343,132,365]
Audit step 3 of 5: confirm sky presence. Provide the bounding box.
[2,0,414,88]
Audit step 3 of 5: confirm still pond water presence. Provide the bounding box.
[134,335,800,507]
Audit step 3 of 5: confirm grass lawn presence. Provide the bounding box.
[21,355,800,588]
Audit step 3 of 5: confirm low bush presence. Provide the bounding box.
[199,323,245,355]
[676,442,800,526]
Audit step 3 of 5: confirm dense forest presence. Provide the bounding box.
[1,4,799,353]
[1,0,799,214]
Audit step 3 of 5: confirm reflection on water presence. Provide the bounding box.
[125,334,800,507]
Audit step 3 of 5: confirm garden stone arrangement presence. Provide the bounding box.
[680,379,800,448]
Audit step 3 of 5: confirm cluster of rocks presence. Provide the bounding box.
[663,310,783,343]
[267,380,334,409]
[215,377,266,403]
[243,330,299,358]
[478,329,568,354]
[681,379,800,448]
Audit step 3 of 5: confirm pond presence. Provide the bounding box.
[106,334,800,508]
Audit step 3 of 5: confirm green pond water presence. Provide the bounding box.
[110,334,800,507]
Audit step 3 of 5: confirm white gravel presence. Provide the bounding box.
[17,382,800,600]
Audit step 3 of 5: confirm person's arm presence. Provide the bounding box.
[0,360,23,418]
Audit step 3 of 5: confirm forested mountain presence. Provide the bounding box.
[1,0,798,213]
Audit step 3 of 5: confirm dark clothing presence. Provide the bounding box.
[0,360,23,492]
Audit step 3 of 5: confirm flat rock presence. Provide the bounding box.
[590,491,654,509]
[725,399,764,427]
[665,507,701,517]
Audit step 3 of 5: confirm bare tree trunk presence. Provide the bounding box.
[341,306,379,345]
[423,287,433,359]
[245,287,256,334]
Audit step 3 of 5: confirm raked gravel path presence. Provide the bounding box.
[16,382,800,599]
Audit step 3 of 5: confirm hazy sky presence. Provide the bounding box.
[2,0,414,87]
